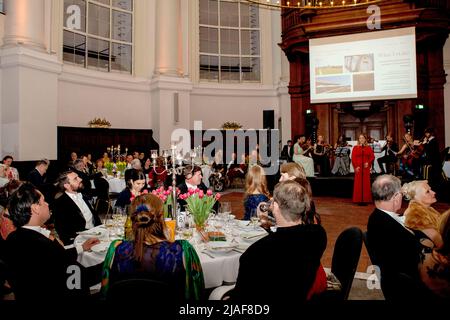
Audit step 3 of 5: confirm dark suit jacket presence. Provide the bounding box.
[232,224,327,301]
[281,145,293,162]
[53,193,101,245]
[5,228,87,300]
[367,208,423,299]
[177,181,209,211]
[424,137,440,166]
[27,168,45,189]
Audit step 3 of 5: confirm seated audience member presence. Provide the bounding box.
[0,165,9,188]
[243,165,270,220]
[72,158,101,200]
[130,158,142,171]
[177,165,208,210]
[226,153,247,187]
[367,175,432,300]
[53,171,102,245]
[402,180,444,248]
[101,193,204,300]
[2,155,19,181]
[419,210,450,299]
[5,183,100,301]
[0,181,23,240]
[27,159,50,190]
[115,169,146,209]
[147,157,168,190]
[233,180,327,301]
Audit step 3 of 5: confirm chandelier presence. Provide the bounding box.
[243,0,381,10]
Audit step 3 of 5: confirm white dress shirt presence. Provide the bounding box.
[65,191,94,229]
[22,225,51,238]
[186,182,198,190]
[379,208,408,229]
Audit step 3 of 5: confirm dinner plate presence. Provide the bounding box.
[236,220,251,228]
[240,230,267,241]
[206,241,238,254]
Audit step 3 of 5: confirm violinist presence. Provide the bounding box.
[422,127,442,189]
[313,135,331,176]
[292,135,315,177]
[377,133,399,174]
[397,133,421,178]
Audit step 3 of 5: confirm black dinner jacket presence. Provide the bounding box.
[27,168,45,189]
[367,208,422,293]
[424,137,441,166]
[177,181,210,211]
[232,224,327,301]
[53,192,101,245]
[281,145,293,162]
[5,227,87,300]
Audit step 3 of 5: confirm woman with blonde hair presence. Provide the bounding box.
[402,180,445,248]
[243,165,270,220]
[101,193,204,300]
[419,210,450,298]
[352,133,375,204]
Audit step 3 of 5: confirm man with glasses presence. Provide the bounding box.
[367,174,432,300]
[232,180,327,301]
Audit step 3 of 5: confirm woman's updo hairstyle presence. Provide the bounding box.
[401,180,426,201]
[129,194,167,261]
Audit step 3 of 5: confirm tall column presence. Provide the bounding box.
[3,0,46,50]
[1,0,61,161]
[154,0,180,76]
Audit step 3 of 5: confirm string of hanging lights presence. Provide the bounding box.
[243,0,381,10]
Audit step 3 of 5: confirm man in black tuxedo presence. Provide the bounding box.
[53,171,102,245]
[177,165,208,211]
[281,140,293,162]
[423,127,442,191]
[367,174,432,300]
[5,183,100,301]
[27,159,49,190]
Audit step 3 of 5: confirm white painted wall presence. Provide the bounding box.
[444,38,450,147]
[190,85,279,130]
[58,66,151,129]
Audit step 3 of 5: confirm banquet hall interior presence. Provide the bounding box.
[1,0,450,303]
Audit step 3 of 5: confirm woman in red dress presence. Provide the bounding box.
[352,134,375,204]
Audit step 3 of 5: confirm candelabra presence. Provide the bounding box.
[106,144,128,162]
[150,145,201,228]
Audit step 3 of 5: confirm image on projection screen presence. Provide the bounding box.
[309,27,417,104]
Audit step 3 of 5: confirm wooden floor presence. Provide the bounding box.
[221,190,450,273]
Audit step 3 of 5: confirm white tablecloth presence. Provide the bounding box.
[106,177,126,193]
[75,223,266,289]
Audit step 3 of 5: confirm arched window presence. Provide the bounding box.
[63,0,133,74]
[199,0,260,82]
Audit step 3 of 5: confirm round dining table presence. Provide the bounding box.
[75,220,267,289]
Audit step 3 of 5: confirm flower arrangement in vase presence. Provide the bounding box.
[179,189,221,230]
[115,161,127,176]
[104,161,114,175]
[151,186,181,219]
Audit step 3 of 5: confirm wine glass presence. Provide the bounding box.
[249,208,260,229]
[218,202,231,224]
